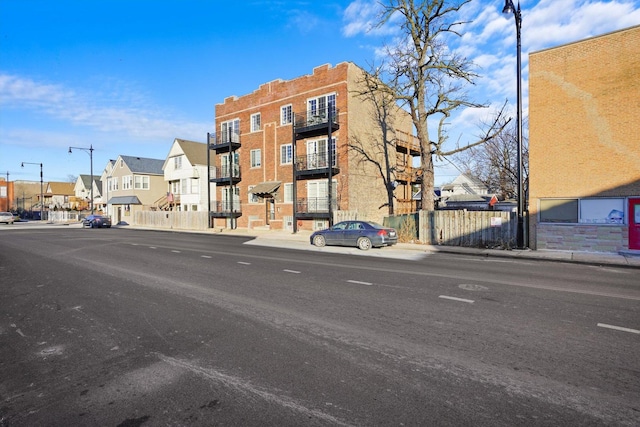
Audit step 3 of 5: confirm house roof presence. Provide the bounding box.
[47,182,75,195]
[120,155,164,175]
[176,139,207,165]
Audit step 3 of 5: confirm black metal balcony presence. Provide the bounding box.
[209,201,242,218]
[295,153,339,179]
[209,132,241,153]
[209,165,241,185]
[293,108,339,139]
[295,197,337,219]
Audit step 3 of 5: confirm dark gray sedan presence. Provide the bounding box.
[82,214,112,228]
[310,220,398,250]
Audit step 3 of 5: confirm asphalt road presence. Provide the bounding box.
[1,227,639,426]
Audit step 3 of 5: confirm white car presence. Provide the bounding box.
[0,212,15,224]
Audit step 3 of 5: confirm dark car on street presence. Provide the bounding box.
[310,220,398,250]
[82,214,112,228]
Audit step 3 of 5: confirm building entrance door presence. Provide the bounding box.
[629,198,640,250]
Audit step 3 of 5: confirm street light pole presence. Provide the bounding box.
[21,162,44,221]
[68,145,94,215]
[502,0,526,249]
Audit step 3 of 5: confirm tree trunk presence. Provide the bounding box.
[420,152,435,211]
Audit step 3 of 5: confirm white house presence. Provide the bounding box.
[161,138,211,212]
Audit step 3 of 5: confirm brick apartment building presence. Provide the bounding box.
[0,178,14,212]
[209,62,419,231]
[529,25,640,252]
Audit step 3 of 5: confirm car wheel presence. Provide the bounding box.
[357,237,372,251]
[313,235,326,247]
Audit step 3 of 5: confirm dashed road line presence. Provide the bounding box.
[439,295,474,304]
[597,323,640,334]
[347,280,373,286]
[171,250,181,253]
[237,261,251,265]
[283,269,301,274]
[201,255,212,259]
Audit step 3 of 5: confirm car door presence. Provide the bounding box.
[343,221,365,246]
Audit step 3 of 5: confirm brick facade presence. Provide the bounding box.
[528,26,640,252]
[211,62,416,230]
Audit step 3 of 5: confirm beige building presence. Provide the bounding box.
[210,62,419,231]
[103,155,166,224]
[528,25,640,252]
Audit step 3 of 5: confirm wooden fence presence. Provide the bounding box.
[420,210,517,248]
[133,211,210,230]
[386,210,517,248]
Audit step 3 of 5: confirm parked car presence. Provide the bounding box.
[82,214,112,228]
[310,220,398,250]
[0,212,15,224]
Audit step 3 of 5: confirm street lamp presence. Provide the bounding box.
[21,162,44,221]
[502,0,526,249]
[68,144,94,215]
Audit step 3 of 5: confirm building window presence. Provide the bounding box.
[122,175,133,190]
[248,186,260,203]
[174,156,182,170]
[251,113,261,132]
[281,104,292,125]
[191,178,199,194]
[221,119,240,143]
[280,144,292,165]
[250,149,261,168]
[134,175,149,190]
[283,183,293,203]
[539,199,578,223]
[307,93,336,120]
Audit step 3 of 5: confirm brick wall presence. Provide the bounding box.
[529,26,640,251]
[213,62,415,229]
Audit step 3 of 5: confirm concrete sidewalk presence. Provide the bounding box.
[5,220,640,268]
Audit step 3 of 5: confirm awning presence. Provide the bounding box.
[249,181,281,196]
[107,196,142,205]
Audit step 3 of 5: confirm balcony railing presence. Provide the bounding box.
[395,130,420,155]
[211,201,242,213]
[209,165,241,181]
[296,197,337,213]
[295,153,337,172]
[293,108,340,136]
[209,132,241,152]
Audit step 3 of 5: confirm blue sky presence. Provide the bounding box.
[1,0,639,185]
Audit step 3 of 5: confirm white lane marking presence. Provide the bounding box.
[237,261,251,265]
[284,269,301,274]
[171,250,181,253]
[201,255,212,259]
[149,246,157,249]
[597,323,640,334]
[439,295,474,304]
[347,280,373,286]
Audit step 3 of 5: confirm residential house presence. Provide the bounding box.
[440,173,489,198]
[529,25,640,253]
[103,155,165,224]
[44,182,75,210]
[438,173,501,210]
[73,174,102,212]
[209,62,419,231]
[158,138,210,212]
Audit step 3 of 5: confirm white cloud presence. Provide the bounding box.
[0,73,209,144]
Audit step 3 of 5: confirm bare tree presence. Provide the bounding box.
[371,0,508,211]
[453,116,529,201]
